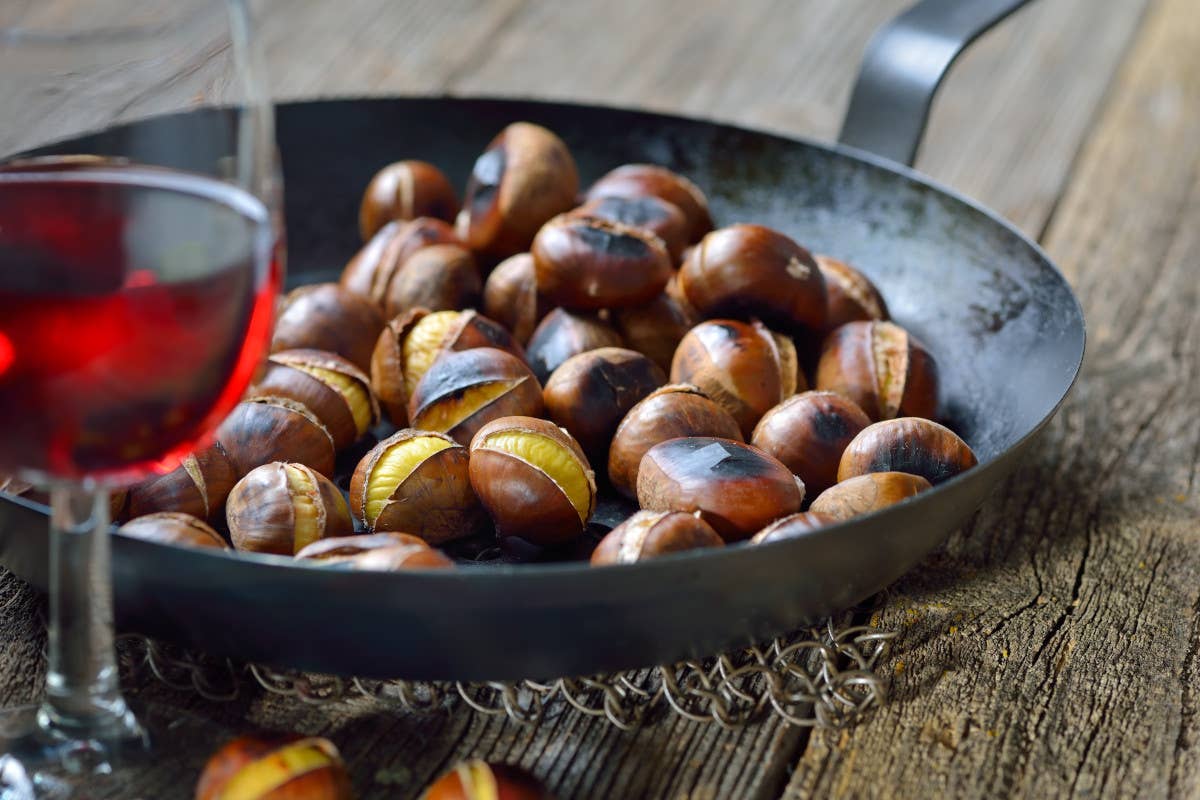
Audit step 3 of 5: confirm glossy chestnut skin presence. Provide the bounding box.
[457,122,580,260]
[116,512,229,550]
[670,319,802,437]
[482,253,552,345]
[407,348,544,446]
[525,308,624,384]
[612,291,700,374]
[296,531,429,562]
[591,509,723,565]
[607,384,743,500]
[585,163,713,242]
[349,429,484,544]
[751,391,872,498]
[359,159,459,239]
[382,243,482,319]
[815,254,888,330]
[838,417,978,485]
[809,472,932,521]
[217,397,336,479]
[341,217,462,308]
[126,441,238,524]
[749,511,837,544]
[421,759,551,800]
[636,437,805,542]
[679,224,827,335]
[272,283,385,372]
[469,416,596,546]
[543,347,665,465]
[532,214,673,310]
[196,734,353,800]
[815,320,939,422]
[571,194,689,263]
[254,349,379,450]
[226,462,354,555]
[347,543,455,571]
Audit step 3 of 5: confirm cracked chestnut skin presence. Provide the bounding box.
[838,417,977,485]
[636,436,804,542]
[570,194,689,263]
[679,224,828,335]
[127,440,238,525]
[383,243,482,319]
[815,254,889,330]
[809,471,932,521]
[751,391,872,498]
[217,397,336,479]
[226,462,354,555]
[591,509,724,565]
[341,217,462,308]
[525,308,624,385]
[359,159,459,240]
[254,349,379,451]
[749,511,838,544]
[815,320,939,422]
[585,163,714,242]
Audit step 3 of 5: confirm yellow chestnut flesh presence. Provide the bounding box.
[196,735,352,800]
[225,462,353,555]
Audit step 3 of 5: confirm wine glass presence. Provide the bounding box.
[0,1,279,794]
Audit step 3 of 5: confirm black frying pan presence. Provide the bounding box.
[0,0,1083,681]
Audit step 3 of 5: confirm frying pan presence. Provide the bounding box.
[0,0,1084,681]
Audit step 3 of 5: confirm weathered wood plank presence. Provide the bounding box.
[784,0,1200,796]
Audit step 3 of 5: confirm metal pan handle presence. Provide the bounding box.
[838,0,1034,166]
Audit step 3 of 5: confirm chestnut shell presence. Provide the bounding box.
[571,194,689,263]
[525,308,624,385]
[216,397,336,479]
[815,254,889,330]
[271,283,385,372]
[750,391,871,498]
[482,252,552,345]
[126,440,238,524]
[382,243,482,319]
[226,462,353,555]
[359,159,459,240]
[809,471,932,521]
[585,163,714,242]
[838,417,978,485]
[749,511,838,544]
[117,512,229,549]
[814,320,939,422]
[591,509,723,565]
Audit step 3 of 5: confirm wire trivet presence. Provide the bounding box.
[115,619,896,731]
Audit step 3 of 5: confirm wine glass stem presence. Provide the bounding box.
[40,486,139,741]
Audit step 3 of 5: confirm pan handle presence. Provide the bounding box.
[838,0,1034,166]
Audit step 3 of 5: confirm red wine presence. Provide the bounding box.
[0,162,277,484]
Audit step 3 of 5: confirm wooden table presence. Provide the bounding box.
[3,0,1198,796]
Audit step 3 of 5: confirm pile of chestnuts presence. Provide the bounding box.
[94,120,978,571]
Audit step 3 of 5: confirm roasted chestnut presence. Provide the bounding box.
[585,163,713,242]
[126,440,238,524]
[217,397,336,478]
[838,417,977,485]
[815,254,888,330]
[226,462,353,555]
[670,319,802,437]
[341,217,462,308]
[525,308,624,384]
[254,349,379,450]
[407,347,544,446]
[272,282,385,372]
[679,224,827,335]
[612,291,700,373]
[457,122,579,260]
[382,243,482,319]
[815,320,938,422]
[571,194,689,263]
[591,509,723,565]
[116,512,229,550]
[749,511,837,544]
[532,214,673,310]
[469,416,596,545]
[809,472,932,520]
[346,543,455,571]
[359,159,459,239]
[196,734,352,800]
[349,429,484,544]
[607,384,743,500]
[421,759,551,800]
[296,531,429,562]
[636,437,804,542]
[750,391,871,498]
[542,347,665,465]
[482,252,552,345]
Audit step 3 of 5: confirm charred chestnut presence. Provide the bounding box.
[272,283,385,372]
[815,320,939,422]
[359,160,459,240]
[542,347,665,465]
[750,391,871,498]
[838,417,977,485]
[469,416,595,545]
[341,217,462,308]
[382,243,482,319]
[407,347,544,446]
[482,253,552,345]
[815,254,888,330]
[607,384,743,500]
[126,441,238,524]
[349,429,484,545]
[809,471,932,520]
[591,509,723,565]
[749,511,837,544]
[525,308,624,384]
[636,437,804,542]
[679,224,827,335]
[457,122,579,260]
[254,349,379,450]
[421,759,551,800]
[116,512,229,550]
[217,397,336,479]
[612,291,700,374]
[585,163,713,242]
[670,319,802,437]
[196,735,352,800]
[226,462,353,555]
[571,194,689,263]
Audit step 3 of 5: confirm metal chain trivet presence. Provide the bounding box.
[114,619,896,731]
